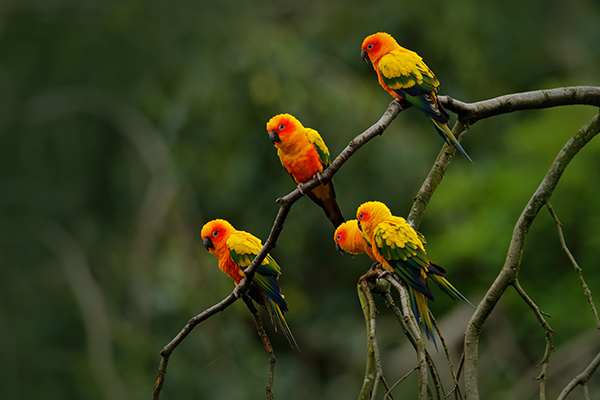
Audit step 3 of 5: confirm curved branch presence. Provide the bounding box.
[557,351,600,400]
[407,119,468,229]
[439,86,600,125]
[463,111,600,400]
[409,86,600,229]
[546,201,600,330]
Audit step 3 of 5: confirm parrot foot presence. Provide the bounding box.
[232,285,244,299]
[297,182,306,195]
[378,270,393,279]
[391,97,413,112]
[369,262,381,271]
[312,171,324,184]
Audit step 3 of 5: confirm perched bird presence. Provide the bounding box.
[356,201,472,343]
[201,219,298,349]
[334,219,377,261]
[361,32,473,162]
[267,113,345,228]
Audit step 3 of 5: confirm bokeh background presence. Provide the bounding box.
[2,0,600,399]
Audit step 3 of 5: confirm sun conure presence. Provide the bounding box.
[267,113,345,228]
[356,201,472,344]
[361,32,472,162]
[201,219,298,349]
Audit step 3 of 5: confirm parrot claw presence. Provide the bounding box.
[378,270,393,279]
[297,182,306,195]
[312,171,324,184]
[369,262,381,271]
[233,285,243,299]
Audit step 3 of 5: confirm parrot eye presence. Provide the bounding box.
[358,212,364,220]
[212,230,219,237]
[336,234,341,241]
[279,124,285,131]
[367,44,373,50]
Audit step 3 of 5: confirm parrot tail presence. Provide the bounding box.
[266,297,300,351]
[307,183,345,228]
[411,289,437,350]
[428,117,473,163]
[429,273,475,307]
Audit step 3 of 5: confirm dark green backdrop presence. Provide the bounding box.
[1,0,599,399]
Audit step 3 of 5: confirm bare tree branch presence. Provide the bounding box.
[511,280,554,400]
[546,201,600,330]
[439,86,600,125]
[463,111,600,400]
[382,291,445,400]
[410,86,600,229]
[242,296,277,399]
[357,272,393,400]
[386,277,428,400]
[430,314,464,400]
[557,351,600,400]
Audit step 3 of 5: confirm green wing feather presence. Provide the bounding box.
[228,231,281,277]
[305,128,330,168]
[374,219,434,299]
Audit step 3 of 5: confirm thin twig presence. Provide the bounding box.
[546,201,600,330]
[430,314,463,400]
[383,366,419,399]
[381,291,444,400]
[386,277,428,400]
[511,280,554,400]
[556,350,600,400]
[242,296,277,399]
[357,273,394,400]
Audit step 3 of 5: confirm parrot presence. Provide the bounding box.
[360,32,473,162]
[267,113,345,228]
[334,219,377,261]
[355,201,472,344]
[201,219,298,349]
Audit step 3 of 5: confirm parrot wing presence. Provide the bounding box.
[227,231,287,310]
[379,51,450,123]
[378,50,439,95]
[305,128,331,168]
[373,219,435,300]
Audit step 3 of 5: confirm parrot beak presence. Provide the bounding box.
[361,49,370,64]
[335,242,345,256]
[202,237,214,250]
[268,130,280,144]
[357,221,363,232]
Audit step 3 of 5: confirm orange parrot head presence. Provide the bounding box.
[201,219,235,257]
[334,220,365,256]
[266,113,304,149]
[356,201,392,237]
[361,32,398,65]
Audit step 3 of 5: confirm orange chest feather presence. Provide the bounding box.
[279,145,323,183]
[217,253,245,284]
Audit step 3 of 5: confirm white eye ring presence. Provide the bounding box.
[212,230,218,237]
[367,44,373,50]
[279,124,285,131]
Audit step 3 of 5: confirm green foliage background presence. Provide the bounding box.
[1,0,599,399]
